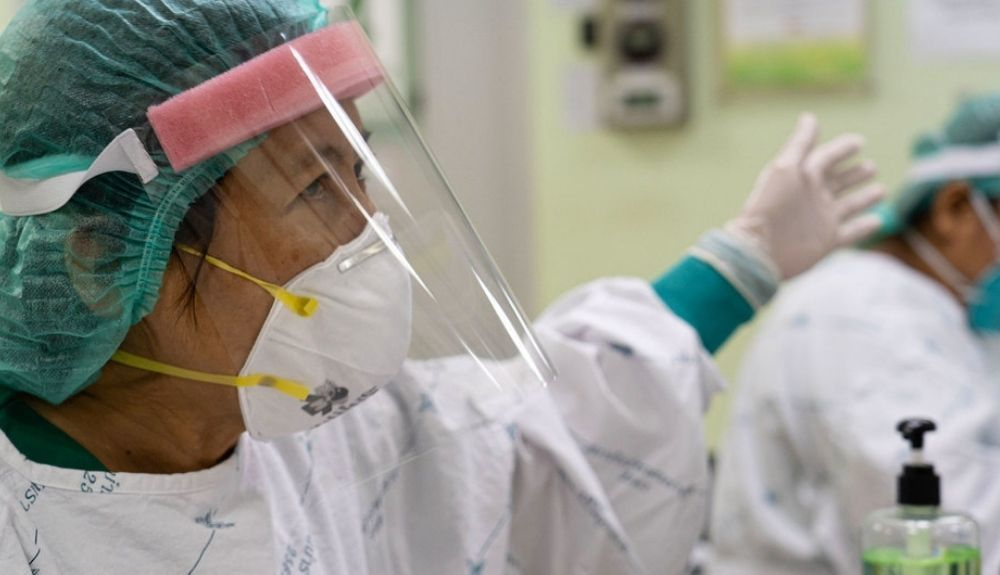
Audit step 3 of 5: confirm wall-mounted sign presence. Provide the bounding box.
[719,0,869,93]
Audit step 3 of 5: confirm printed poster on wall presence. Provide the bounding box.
[720,0,869,92]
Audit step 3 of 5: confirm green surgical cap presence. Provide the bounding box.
[0,0,327,403]
[882,92,1000,235]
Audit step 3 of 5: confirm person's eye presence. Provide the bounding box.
[301,176,330,201]
[354,160,367,183]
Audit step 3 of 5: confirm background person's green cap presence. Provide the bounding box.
[879,92,1000,236]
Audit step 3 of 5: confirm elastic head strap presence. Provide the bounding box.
[904,230,976,302]
[0,130,159,217]
[969,189,1000,247]
[908,142,1000,187]
[111,350,310,401]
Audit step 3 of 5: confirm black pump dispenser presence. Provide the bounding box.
[896,419,940,506]
[863,419,980,571]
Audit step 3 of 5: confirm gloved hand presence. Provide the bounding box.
[725,113,885,280]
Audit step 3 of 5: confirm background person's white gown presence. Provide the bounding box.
[709,251,1000,575]
[0,278,721,575]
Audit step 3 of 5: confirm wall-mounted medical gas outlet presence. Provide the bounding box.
[596,0,688,130]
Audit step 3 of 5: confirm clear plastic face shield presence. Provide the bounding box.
[0,8,553,488]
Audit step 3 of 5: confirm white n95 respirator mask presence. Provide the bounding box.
[109,214,413,440]
[238,213,413,439]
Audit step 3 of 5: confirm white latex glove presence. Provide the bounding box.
[726,113,886,280]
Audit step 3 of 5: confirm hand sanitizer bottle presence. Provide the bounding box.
[861,419,980,574]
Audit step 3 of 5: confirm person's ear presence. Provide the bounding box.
[926,181,978,247]
[64,216,127,319]
[65,217,189,321]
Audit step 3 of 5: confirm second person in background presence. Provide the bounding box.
[710,93,1000,575]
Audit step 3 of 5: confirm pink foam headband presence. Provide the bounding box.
[147,22,383,172]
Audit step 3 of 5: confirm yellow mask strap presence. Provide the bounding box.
[111,350,311,401]
[175,244,318,317]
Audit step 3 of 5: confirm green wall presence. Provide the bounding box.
[529,1,1000,448]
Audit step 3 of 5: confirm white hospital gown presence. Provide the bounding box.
[709,251,1000,575]
[0,278,723,575]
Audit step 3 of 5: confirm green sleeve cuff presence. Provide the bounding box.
[652,256,755,354]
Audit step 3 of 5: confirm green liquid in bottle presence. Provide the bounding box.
[863,546,981,575]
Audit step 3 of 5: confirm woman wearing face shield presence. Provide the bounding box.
[0,1,883,573]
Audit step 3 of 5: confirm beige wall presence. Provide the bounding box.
[529,1,1000,447]
[418,1,535,311]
